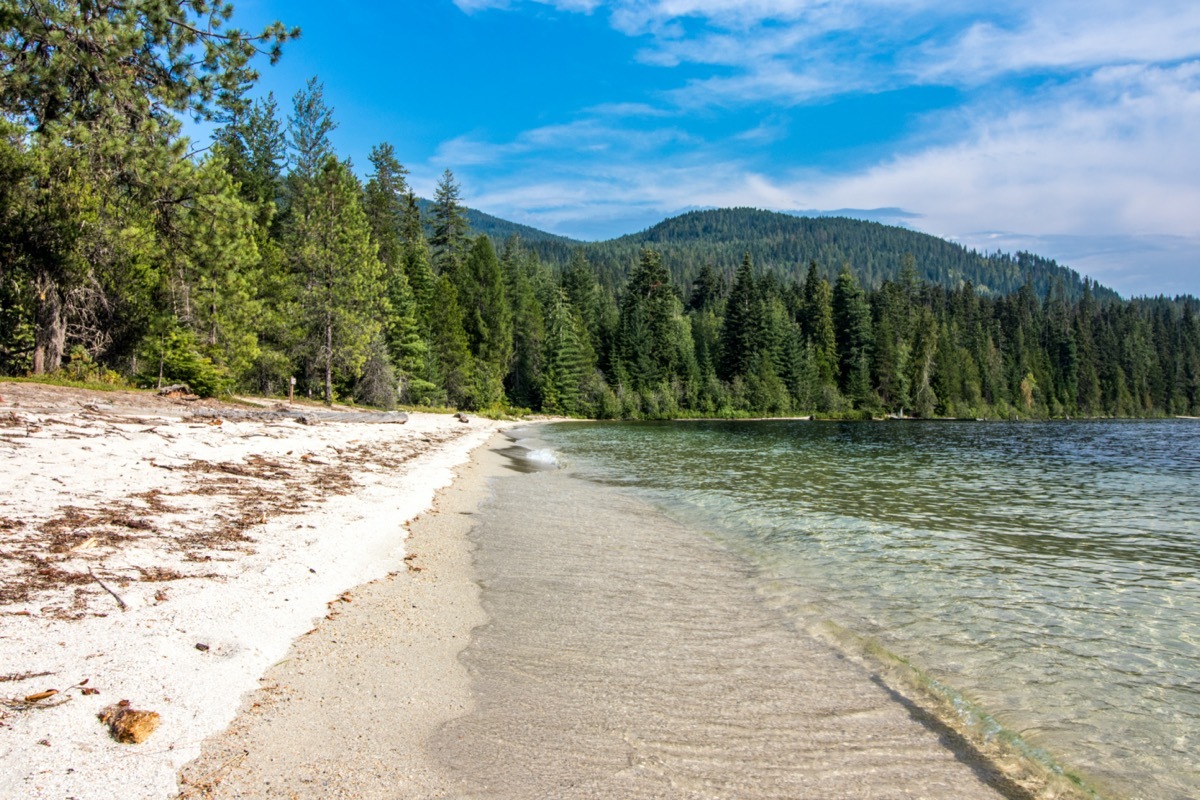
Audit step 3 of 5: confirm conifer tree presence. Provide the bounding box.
[501,238,547,409]
[460,235,513,407]
[616,249,686,398]
[802,262,838,394]
[0,0,295,374]
[288,158,385,405]
[400,191,437,329]
[362,143,428,399]
[541,289,591,415]
[214,94,286,225]
[719,253,761,383]
[363,143,409,273]
[427,274,475,408]
[287,77,337,186]
[430,169,469,279]
[832,267,873,405]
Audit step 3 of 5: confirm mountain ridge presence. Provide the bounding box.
[455,204,1122,302]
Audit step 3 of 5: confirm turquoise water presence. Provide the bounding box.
[530,420,1200,800]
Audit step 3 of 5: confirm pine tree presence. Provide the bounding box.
[213,93,286,229]
[802,262,838,395]
[288,158,385,405]
[363,143,409,274]
[617,248,683,396]
[430,169,469,280]
[719,253,761,383]
[400,191,437,329]
[541,288,590,415]
[427,274,475,408]
[0,0,295,374]
[460,235,512,407]
[832,267,873,406]
[287,77,337,186]
[501,238,547,409]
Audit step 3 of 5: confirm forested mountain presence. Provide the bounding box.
[1,2,1197,420]
[416,198,580,249]
[500,207,1121,304]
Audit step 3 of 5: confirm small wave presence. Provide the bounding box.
[523,448,560,466]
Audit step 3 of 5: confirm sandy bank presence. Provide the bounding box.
[179,434,511,799]
[0,383,507,800]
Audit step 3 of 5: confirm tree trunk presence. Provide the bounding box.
[324,319,333,406]
[32,273,67,374]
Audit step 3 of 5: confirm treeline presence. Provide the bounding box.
[508,207,1122,306]
[1,3,1198,419]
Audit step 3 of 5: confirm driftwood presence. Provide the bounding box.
[190,408,408,425]
[88,568,128,612]
[157,384,191,396]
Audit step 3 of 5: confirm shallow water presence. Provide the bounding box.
[434,454,1015,798]
[523,419,1200,800]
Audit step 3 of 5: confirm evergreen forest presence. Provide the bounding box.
[2,2,1199,419]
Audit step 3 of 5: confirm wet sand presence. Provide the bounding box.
[183,432,1033,799]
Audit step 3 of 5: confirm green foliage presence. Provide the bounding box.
[0,6,1196,421]
[430,169,469,280]
[141,329,229,398]
[286,157,385,404]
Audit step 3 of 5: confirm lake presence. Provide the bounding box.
[518,419,1200,800]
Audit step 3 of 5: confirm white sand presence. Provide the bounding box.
[0,384,508,800]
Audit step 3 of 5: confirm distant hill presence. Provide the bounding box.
[580,208,1119,301]
[416,198,580,247]
[436,203,1120,301]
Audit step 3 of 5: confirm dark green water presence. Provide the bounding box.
[516,420,1200,800]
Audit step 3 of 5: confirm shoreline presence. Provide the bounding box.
[0,382,510,800]
[182,425,1060,800]
[2,391,1109,799]
[179,432,514,798]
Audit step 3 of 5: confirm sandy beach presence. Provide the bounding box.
[0,382,508,800]
[2,384,1072,800]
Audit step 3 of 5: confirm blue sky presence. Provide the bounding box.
[222,0,1200,297]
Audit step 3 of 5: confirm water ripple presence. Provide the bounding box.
[541,419,1200,800]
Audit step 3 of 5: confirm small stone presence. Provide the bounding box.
[195,643,210,652]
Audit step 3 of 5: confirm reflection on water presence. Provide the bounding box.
[536,420,1200,800]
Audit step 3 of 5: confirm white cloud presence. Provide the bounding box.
[799,62,1200,239]
[440,1,1200,293]
[453,0,602,13]
[916,2,1200,84]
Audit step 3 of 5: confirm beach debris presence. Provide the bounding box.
[69,535,100,552]
[37,738,50,746]
[87,568,128,612]
[99,702,161,744]
[99,700,161,744]
[195,643,210,652]
[454,412,470,423]
[2,679,95,712]
[157,384,191,397]
[0,671,54,683]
